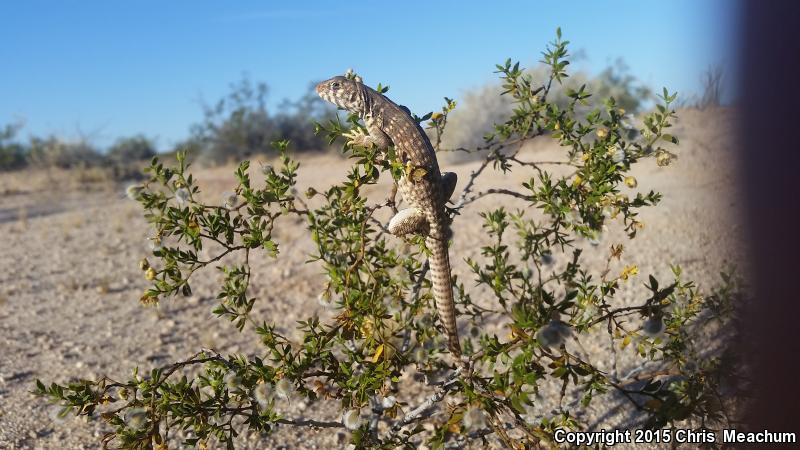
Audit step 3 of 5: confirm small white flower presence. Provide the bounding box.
[317,293,329,308]
[462,406,486,430]
[260,163,274,176]
[275,378,294,400]
[222,191,239,209]
[174,187,190,205]
[536,320,570,348]
[381,395,396,409]
[612,147,626,164]
[124,407,148,430]
[224,371,242,390]
[342,408,363,430]
[642,315,665,337]
[254,381,274,408]
[125,184,144,201]
[149,237,163,252]
[620,114,637,131]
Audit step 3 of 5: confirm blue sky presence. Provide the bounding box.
[0,0,739,151]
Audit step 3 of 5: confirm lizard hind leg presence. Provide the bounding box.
[388,208,429,237]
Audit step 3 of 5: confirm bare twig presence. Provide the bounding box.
[392,367,463,432]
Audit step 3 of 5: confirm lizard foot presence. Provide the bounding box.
[388,208,429,237]
[343,128,376,149]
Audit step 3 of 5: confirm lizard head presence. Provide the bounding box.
[315,76,365,113]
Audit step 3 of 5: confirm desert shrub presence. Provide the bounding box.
[673,65,726,110]
[697,65,724,110]
[440,58,651,157]
[104,135,159,181]
[36,29,742,449]
[108,135,157,164]
[0,122,28,171]
[191,76,334,165]
[26,135,105,169]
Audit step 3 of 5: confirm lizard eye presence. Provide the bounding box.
[330,81,341,89]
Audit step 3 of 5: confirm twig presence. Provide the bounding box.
[276,417,344,428]
[392,367,463,432]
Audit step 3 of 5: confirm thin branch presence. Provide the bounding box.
[392,367,463,432]
[462,188,531,207]
[276,417,345,428]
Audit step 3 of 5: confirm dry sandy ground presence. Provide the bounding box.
[0,108,743,449]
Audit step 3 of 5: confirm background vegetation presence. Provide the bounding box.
[1,59,723,174]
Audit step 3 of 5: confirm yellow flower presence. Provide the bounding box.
[360,318,375,337]
[618,108,626,115]
[431,112,443,120]
[581,153,590,162]
[572,175,583,187]
[145,267,157,281]
[620,265,639,281]
[139,292,159,305]
[656,151,672,166]
[596,128,608,138]
[553,122,560,130]
[624,176,638,188]
[139,258,150,271]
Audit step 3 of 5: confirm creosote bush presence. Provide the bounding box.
[36,29,742,449]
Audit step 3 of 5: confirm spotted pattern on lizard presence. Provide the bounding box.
[316,75,462,357]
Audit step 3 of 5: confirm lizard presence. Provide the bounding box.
[315,74,463,358]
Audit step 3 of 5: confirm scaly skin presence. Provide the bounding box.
[316,76,462,357]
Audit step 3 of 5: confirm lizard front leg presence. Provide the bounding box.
[343,116,393,150]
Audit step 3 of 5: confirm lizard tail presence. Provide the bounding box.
[426,235,462,357]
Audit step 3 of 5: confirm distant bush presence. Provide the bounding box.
[0,122,27,171]
[107,135,157,164]
[26,135,105,169]
[274,82,336,151]
[191,76,335,165]
[697,65,724,110]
